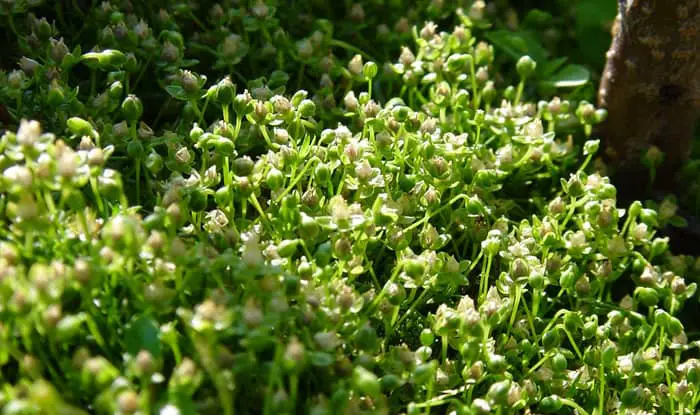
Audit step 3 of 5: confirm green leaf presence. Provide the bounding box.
[522,9,553,28]
[575,0,617,69]
[125,316,162,358]
[668,215,688,228]
[181,59,200,68]
[165,85,187,101]
[542,64,590,88]
[484,30,548,64]
[540,57,568,78]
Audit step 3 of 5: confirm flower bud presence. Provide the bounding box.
[49,37,69,64]
[516,55,537,78]
[160,41,179,62]
[348,54,363,76]
[363,61,378,80]
[117,390,140,414]
[121,94,143,123]
[82,49,126,69]
[474,42,493,66]
[215,76,236,106]
[19,57,40,76]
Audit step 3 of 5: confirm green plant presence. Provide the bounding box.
[0,1,698,414]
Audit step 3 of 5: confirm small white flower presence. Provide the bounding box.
[3,166,33,189]
[204,209,228,232]
[17,119,41,147]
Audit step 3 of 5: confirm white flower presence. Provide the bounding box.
[17,119,41,147]
[204,209,228,232]
[3,166,33,189]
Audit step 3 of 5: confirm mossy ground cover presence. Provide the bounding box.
[0,1,699,414]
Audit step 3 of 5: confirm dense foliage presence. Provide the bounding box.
[0,1,699,414]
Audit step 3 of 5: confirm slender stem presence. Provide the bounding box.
[598,362,605,415]
[561,397,591,415]
[328,39,378,62]
[514,79,525,106]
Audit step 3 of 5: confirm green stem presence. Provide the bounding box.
[395,289,431,328]
[514,79,525,106]
[561,397,591,415]
[598,362,605,415]
[525,351,552,376]
[507,284,522,334]
[328,39,378,62]
[223,104,230,124]
[479,253,493,304]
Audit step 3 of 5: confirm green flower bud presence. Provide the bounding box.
[446,53,469,73]
[403,258,426,278]
[146,151,164,174]
[646,361,666,384]
[398,174,416,192]
[528,271,545,290]
[576,102,597,125]
[298,99,316,117]
[516,55,537,78]
[474,42,493,66]
[124,53,138,73]
[333,237,352,260]
[266,167,284,190]
[413,361,437,385]
[634,287,659,307]
[352,366,380,398]
[36,17,52,40]
[299,214,320,241]
[56,314,85,342]
[314,163,331,184]
[188,188,207,212]
[314,242,332,267]
[565,173,584,197]
[47,80,65,107]
[189,124,204,143]
[503,85,516,101]
[277,239,299,258]
[487,353,507,373]
[215,185,233,206]
[666,316,684,336]
[601,341,617,368]
[213,136,236,156]
[650,237,669,258]
[215,76,236,106]
[81,49,126,70]
[551,352,567,372]
[542,329,561,350]
[482,81,497,105]
[639,208,658,226]
[233,91,254,115]
[121,94,143,123]
[583,139,600,156]
[66,117,95,137]
[127,140,144,159]
[594,108,608,123]
[487,379,511,406]
[355,324,378,352]
[233,156,254,176]
[106,81,123,101]
[419,329,434,346]
[539,395,563,413]
[620,386,645,407]
[363,61,378,80]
